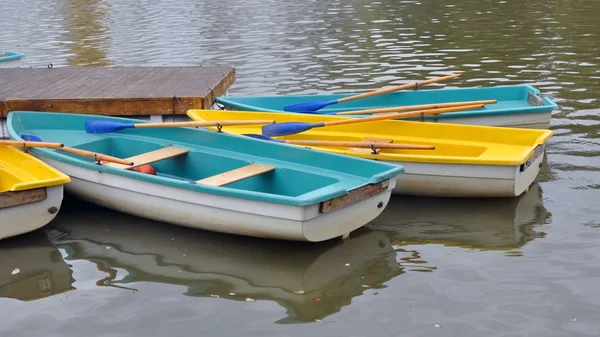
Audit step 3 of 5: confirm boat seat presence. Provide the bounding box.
[197,164,275,187]
[105,146,190,169]
[349,137,394,153]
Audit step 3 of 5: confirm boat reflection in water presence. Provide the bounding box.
[0,230,75,301]
[51,198,405,323]
[370,183,551,251]
[48,182,549,323]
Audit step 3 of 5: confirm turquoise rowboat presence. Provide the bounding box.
[0,51,24,68]
[6,111,403,242]
[216,85,558,129]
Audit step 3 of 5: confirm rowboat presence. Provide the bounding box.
[51,197,402,323]
[186,109,553,198]
[6,111,403,242]
[215,85,557,129]
[0,144,70,240]
[0,51,24,68]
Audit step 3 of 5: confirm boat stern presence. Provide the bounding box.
[301,177,396,241]
[513,143,546,197]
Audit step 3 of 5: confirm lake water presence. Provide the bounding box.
[2,0,600,336]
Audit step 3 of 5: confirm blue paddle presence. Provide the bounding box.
[243,134,435,150]
[261,103,485,137]
[282,73,462,113]
[84,119,276,134]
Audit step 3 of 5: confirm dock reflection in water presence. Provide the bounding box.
[0,230,75,301]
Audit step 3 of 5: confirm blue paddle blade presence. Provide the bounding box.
[261,122,325,137]
[85,120,134,133]
[283,99,338,113]
[21,134,43,141]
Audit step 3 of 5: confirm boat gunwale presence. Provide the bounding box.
[215,84,558,119]
[6,111,403,207]
[0,146,70,193]
[187,110,554,166]
[0,51,24,63]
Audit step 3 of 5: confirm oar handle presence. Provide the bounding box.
[336,73,462,104]
[0,139,132,165]
[336,99,497,115]
[285,140,435,150]
[322,103,485,127]
[0,140,64,148]
[133,120,276,128]
[58,147,134,166]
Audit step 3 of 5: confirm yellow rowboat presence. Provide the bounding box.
[187,109,553,198]
[0,145,70,239]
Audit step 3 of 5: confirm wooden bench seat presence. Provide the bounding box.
[197,164,275,187]
[349,137,394,153]
[106,146,190,169]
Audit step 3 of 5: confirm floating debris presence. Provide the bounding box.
[229,292,236,296]
[11,268,20,275]
[344,263,350,267]
[294,290,305,295]
[105,246,112,250]
[313,297,321,302]
[210,294,220,298]
[245,298,255,302]
[361,285,371,288]
[434,324,441,328]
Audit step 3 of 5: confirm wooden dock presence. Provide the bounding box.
[0,66,236,117]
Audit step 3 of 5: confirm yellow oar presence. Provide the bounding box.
[243,134,435,150]
[283,73,462,112]
[335,99,497,115]
[262,103,485,137]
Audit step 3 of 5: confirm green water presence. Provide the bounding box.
[1,0,600,335]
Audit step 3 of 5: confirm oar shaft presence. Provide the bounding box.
[0,140,64,148]
[284,140,435,150]
[322,104,485,127]
[337,73,462,104]
[336,100,497,115]
[133,120,276,128]
[58,147,133,166]
[0,139,132,165]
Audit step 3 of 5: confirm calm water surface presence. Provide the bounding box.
[1,0,600,336]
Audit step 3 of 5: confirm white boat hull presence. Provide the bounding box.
[429,111,551,129]
[38,157,394,242]
[386,150,545,198]
[0,185,64,240]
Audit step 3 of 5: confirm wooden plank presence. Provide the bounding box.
[197,164,275,187]
[0,66,236,117]
[106,146,190,169]
[349,137,394,153]
[0,187,47,209]
[320,180,390,214]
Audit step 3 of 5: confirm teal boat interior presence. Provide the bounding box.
[0,51,24,62]
[216,84,558,120]
[7,111,402,206]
